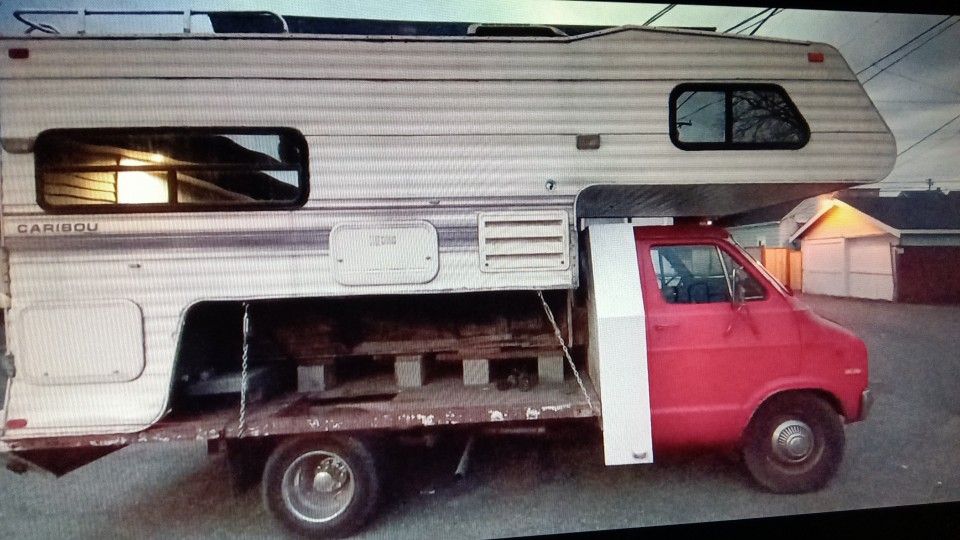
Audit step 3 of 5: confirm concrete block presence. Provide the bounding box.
[538,354,565,384]
[463,358,489,386]
[395,354,425,387]
[298,364,336,393]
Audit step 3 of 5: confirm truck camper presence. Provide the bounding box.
[0,11,892,538]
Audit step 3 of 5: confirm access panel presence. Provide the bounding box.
[586,223,653,465]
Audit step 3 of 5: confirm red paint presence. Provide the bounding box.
[8,48,29,59]
[633,226,869,451]
[6,418,28,429]
[807,51,824,63]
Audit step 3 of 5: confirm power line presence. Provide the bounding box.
[862,17,960,85]
[883,68,960,98]
[644,4,677,26]
[676,91,696,110]
[679,96,725,121]
[724,8,772,33]
[855,15,953,76]
[747,8,783,36]
[896,112,960,158]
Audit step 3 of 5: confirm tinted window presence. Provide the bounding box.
[670,84,809,150]
[36,128,308,212]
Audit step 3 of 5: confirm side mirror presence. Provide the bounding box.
[731,267,747,307]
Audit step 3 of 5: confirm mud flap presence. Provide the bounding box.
[586,224,654,465]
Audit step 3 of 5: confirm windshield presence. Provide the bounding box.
[725,237,791,296]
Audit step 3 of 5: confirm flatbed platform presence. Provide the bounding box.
[2,376,601,452]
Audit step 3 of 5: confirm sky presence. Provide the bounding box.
[0,1,957,193]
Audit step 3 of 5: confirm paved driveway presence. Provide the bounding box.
[1,294,958,538]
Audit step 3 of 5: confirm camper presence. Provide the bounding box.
[0,13,891,538]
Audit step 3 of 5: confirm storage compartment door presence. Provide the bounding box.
[586,224,653,465]
[16,299,145,385]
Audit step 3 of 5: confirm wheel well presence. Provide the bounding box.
[745,389,846,438]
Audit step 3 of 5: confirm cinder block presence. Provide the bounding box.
[298,363,336,393]
[538,354,565,384]
[463,358,490,386]
[395,354,425,387]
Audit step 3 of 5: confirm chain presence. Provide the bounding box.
[238,301,251,436]
[536,290,598,415]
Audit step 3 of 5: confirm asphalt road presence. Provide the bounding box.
[1,294,958,539]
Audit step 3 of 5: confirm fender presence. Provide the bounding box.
[738,376,854,436]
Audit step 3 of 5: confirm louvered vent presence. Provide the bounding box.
[478,211,570,272]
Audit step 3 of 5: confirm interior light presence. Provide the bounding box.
[117,158,168,204]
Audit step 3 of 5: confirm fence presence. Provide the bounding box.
[748,247,802,292]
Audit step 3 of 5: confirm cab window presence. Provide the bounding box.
[719,248,767,301]
[650,244,765,304]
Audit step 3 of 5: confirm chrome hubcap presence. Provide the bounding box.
[771,420,814,463]
[282,451,355,523]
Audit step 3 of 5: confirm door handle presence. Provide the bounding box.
[653,322,679,330]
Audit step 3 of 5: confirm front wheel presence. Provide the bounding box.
[742,393,845,494]
[263,435,380,538]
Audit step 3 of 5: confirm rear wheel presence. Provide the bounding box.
[742,393,845,494]
[263,435,380,538]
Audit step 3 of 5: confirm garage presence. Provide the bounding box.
[791,191,960,303]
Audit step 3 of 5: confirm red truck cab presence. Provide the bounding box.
[633,225,871,493]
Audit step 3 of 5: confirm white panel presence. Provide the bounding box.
[478,211,570,272]
[804,239,844,271]
[587,224,653,465]
[848,273,894,301]
[17,299,144,385]
[330,221,439,286]
[847,237,894,301]
[848,237,893,274]
[802,239,846,296]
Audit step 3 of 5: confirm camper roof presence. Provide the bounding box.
[8,9,808,45]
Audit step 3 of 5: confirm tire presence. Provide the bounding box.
[742,393,845,494]
[262,435,380,538]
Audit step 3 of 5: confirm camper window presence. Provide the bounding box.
[670,83,809,150]
[35,128,309,212]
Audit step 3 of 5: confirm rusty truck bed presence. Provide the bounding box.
[2,377,601,452]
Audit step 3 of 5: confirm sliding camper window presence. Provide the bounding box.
[35,128,308,212]
[669,84,809,150]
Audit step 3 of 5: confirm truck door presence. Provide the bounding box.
[637,239,801,448]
